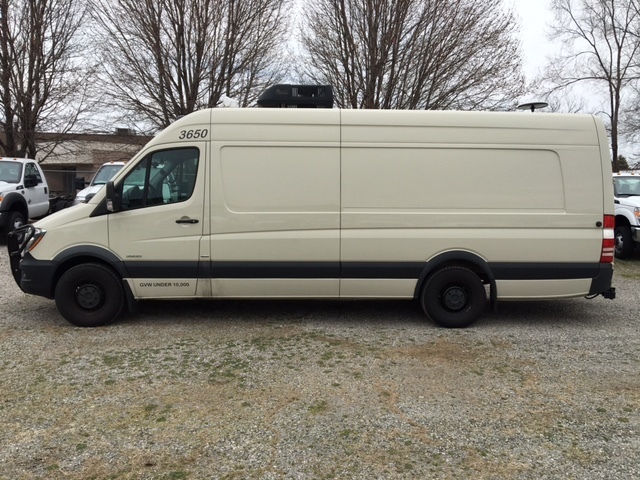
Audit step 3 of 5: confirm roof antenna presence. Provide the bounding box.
[517,102,549,113]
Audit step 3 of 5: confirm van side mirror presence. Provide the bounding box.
[105,181,120,212]
[75,176,86,190]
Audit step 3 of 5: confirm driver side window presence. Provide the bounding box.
[119,147,199,211]
[24,162,42,183]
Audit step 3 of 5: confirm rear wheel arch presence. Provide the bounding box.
[415,251,495,301]
[414,252,496,326]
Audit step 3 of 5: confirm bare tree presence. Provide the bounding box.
[90,0,292,131]
[544,0,640,170]
[297,0,524,110]
[0,0,92,159]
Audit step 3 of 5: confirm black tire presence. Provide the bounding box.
[420,266,486,328]
[55,263,124,327]
[614,225,635,260]
[3,211,25,235]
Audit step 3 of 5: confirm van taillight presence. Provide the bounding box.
[601,215,615,263]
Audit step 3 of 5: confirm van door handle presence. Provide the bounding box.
[176,216,199,224]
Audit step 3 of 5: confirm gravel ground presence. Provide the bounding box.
[0,241,638,480]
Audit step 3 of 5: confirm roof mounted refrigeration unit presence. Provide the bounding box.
[257,84,334,108]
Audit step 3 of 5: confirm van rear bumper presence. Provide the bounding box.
[588,263,615,298]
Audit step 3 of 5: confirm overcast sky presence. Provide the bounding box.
[510,0,554,79]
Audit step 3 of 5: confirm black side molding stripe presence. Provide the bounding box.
[212,261,340,279]
[122,260,604,281]
[490,263,601,280]
[341,262,425,279]
[125,261,202,278]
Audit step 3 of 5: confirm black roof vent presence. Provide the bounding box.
[257,84,333,108]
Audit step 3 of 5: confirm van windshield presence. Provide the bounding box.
[614,176,640,196]
[92,164,124,185]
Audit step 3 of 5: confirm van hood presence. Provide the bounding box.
[34,201,96,229]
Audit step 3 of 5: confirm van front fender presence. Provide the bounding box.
[19,245,129,299]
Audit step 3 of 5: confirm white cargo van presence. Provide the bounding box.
[7,90,616,328]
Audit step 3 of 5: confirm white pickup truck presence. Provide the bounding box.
[74,161,126,205]
[0,157,50,235]
[613,171,640,259]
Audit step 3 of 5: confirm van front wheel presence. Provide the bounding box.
[420,266,486,328]
[55,263,124,327]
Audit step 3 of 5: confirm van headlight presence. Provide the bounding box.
[25,228,47,253]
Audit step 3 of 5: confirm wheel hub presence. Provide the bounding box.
[442,286,468,312]
[75,284,103,310]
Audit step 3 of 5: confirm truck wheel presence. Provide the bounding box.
[55,263,124,327]
[3,211,25,235]
[614,226,635,259]
[420,266,486,328]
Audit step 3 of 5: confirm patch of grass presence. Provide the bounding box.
[308,400,328,415]
[614,258,640,279]
[166,472,188,480]
[102,354,125,367]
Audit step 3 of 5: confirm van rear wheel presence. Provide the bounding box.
[420,266,486,328]
[55,263,124,327]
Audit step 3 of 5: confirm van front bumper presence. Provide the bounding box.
[7,225,56,299]
[15,254,56,299]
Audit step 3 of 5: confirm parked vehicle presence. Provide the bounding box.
[74,161,126,205]
[0,157,50,235]
[613,171,640,259]
[7,86,616,328]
